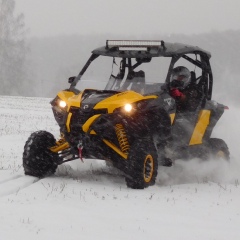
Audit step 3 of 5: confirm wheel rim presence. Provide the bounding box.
[143,155,154,183]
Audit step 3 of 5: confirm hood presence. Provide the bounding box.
[80,89,120,111]
[93,90,158,113]
[57,89,158,113]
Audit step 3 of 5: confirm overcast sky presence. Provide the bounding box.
[15,0,240,37]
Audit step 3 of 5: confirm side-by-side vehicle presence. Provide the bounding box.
[23,40,229,189]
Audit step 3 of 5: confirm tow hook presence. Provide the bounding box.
[77,141,84,162]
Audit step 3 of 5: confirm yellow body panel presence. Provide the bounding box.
[66,112,72,132]
[169,113,176,125]
[58,90,157,114]
[189,110,211,145]
[94,91,157,113]
[57,91,75,101]
[57,91,83,110]
[90,130,97,135]
[82,114,101,133]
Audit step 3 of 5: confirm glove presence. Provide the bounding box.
[170,88,184,98]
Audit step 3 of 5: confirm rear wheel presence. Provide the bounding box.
[125,139,158,189]
[23,131,59,177]
[208,138,230,160]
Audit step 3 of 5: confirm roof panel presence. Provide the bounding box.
[92,41,211,58]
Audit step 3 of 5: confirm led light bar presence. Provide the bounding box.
[106,40,162,50]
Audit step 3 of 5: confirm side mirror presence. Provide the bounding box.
[68,76,76,83]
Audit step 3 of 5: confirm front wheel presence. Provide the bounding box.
[125,139,158,189]
[23,131,59,177]
[208,138,230,160]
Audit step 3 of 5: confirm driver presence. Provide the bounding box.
[170,66,202,112]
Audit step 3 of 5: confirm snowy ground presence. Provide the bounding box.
[0,95,240,240]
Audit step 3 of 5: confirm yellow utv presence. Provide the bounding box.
[23,40,229,189]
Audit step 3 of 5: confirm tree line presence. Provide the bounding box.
[0,0,239,104]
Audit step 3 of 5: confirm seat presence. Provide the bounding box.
[121,70,145,94]
[131,70,145,93]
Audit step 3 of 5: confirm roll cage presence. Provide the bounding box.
[69,40,213,100]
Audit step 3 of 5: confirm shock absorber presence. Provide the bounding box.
[115,123,130,154]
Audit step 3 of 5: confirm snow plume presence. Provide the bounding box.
[159,104,240,186]
[57,155,240,188]
[158,157,240,186]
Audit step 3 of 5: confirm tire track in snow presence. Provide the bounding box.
[0,174,39,197]
[0,174,23,184]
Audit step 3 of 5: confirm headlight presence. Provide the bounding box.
[113,103,138,115]
[59,100,67,108]
[124,103,133,112]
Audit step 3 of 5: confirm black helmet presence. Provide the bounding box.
[170,66,191,89]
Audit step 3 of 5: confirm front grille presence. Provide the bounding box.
[70,107,107,126]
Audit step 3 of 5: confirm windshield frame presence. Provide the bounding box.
[69,48,213,99]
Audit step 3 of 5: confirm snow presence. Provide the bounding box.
[0,95,240,240]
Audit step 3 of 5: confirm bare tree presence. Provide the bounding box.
[0,0,28,95]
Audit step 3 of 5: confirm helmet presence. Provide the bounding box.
[170,66,191,89]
